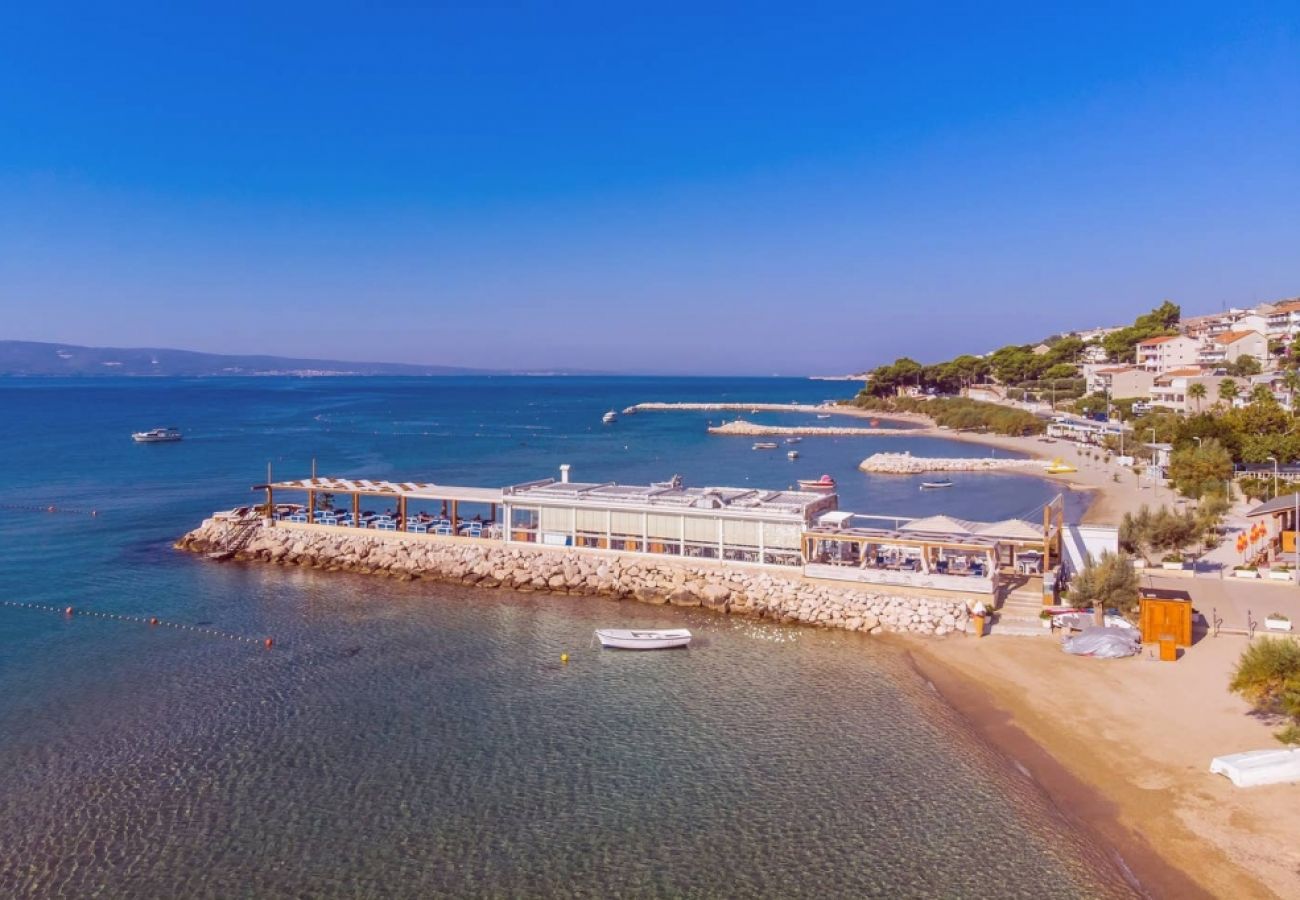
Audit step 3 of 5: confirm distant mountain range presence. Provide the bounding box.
[0,340,514,377]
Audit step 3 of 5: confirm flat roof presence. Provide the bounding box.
[505,477,832,518]
[266,477,503,505]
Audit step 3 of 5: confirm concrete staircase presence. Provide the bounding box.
[991,589,1051,637]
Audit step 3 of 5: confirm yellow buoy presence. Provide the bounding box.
[560,653,569,664]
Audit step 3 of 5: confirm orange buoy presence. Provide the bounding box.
[64,606,74,616]
[149,617,159,626]
[264,637,274,649]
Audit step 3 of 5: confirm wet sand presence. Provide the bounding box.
[904,635,1300,899]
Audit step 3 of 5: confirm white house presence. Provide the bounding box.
[1136,335,1201,373]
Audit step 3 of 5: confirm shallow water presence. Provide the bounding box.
[0,377,1130,897]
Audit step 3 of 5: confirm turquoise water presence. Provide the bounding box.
[0,377,1131,897]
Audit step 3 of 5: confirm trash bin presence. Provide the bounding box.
[1158,634,1177,662]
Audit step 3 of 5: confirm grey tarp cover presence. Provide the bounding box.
[1061,626,1142,658]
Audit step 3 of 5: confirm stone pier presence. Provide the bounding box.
[177,517,973,637]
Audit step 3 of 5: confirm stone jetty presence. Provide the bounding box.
[708,419,906,437]
[177,518,972,637]
[859,452,1045,474]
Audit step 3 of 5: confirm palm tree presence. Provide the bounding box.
[1219,378,1240,408]
[1283,369,1300,416]
[1187,382,1207,413]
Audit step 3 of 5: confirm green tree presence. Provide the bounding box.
[1227,355,1263,377]
[1228,638,1300,744]
[1042,362,1079,380]
[1249,383,1274,406]
[1119,505,1199,564]
[1168,438,1234,499]
[1069,552,1140,626]
[1219,378,1240,407]
[1284,369,1300,415]
[1187,382,1208,414]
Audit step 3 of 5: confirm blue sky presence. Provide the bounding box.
[1,2,1296,374]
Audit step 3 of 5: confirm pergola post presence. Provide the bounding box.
[307,490,315,524]
[352,493,360,527]
[398,496,407,532]
[452,500,459,535]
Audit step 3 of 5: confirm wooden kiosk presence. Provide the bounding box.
[1138,588,1193,650]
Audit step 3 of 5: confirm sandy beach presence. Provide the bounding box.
[905,635,1300,899]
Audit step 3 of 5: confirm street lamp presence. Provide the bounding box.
[1268,456,1280,500]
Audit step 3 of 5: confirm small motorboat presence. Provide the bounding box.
[132,427,183,443]
[602,410,618,424]
[752,441,779,450]
[787,450,800,460]
[870,418,880,427]
[920,479,954,490]
[595,629,692,650]
[798,474,837,491]
[785,436,802,444]
[816,413,832,419]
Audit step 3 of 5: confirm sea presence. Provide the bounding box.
[0,376,1135,897]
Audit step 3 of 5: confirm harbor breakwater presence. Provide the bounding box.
[708,419,904,437]
[859,452,1046,474]
[177,518,972,637]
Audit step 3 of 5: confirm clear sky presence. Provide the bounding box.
[1,2,1296,374]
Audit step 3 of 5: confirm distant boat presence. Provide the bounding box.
[920,479,954,490]
[602,410,617,424]
[870,418,880,427]
[132,427,182,443]
[785,436,802,444]
[798,474,836,491]
[596,629,692,650]
[752,442,779,450]
[816,414,832,419]
[787,450,800,460]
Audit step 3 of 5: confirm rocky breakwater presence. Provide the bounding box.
[859,451,1044,474]
[708,418,902,437]
[177,518,972,637]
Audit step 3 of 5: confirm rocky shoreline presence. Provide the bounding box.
[177,517,972,637]
[858,452,1045,474]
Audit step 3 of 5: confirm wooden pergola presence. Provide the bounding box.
[254,476,502,534]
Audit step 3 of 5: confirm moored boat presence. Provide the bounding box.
[920,478,954,489]
[132,427,183,443]
[602,410,618,424]
[595,628,692,650]
[752,441,779,450]
[787,450,800,459]
[816,413,832,419]
[798,474,836,491]
[785,436,801,444]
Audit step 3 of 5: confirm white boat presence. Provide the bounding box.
[752,441,779,450]
[787,450,799,459]
[602,410,617,424]
[1211,748,1300,787]
[132,427,183,443]
[595,628,692,650]
[816,413,832,419]
[785,436,802,444]
[919,479,954,489]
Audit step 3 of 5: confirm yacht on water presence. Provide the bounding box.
[132,427,183,443]
[602,410,618,424]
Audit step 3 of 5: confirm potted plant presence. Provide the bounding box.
[1161,553,1186,571]
[1265,612,1293,632]
[1039,609,1055,629]
[1233,565,1260,579]
[1269,564,1293,582]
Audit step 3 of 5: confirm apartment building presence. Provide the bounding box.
[1149,368,1225,414]
[1136,334,1201,373]
[1198,330,1267,367]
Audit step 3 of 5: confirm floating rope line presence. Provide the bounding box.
[0,600,273,648]
[0,503,101,516]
